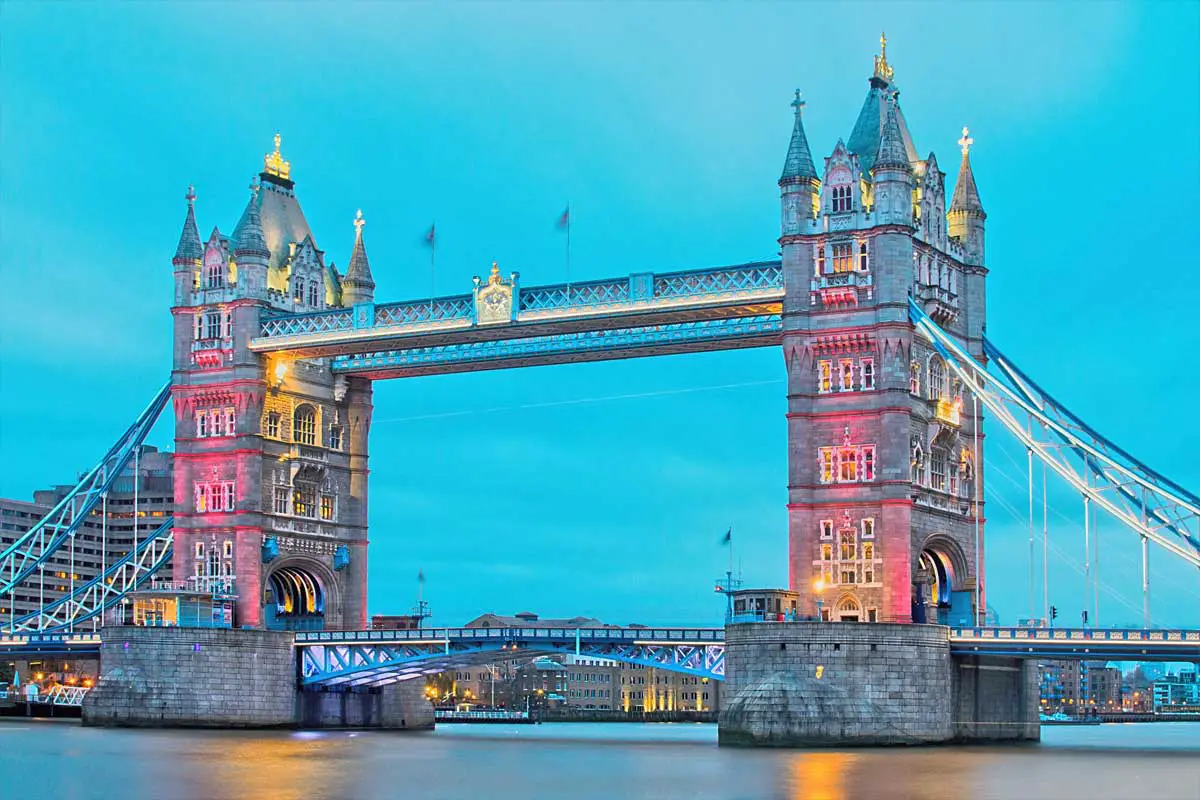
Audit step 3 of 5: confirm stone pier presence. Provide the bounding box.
[718,622,1038,747]
[82,626,432,730]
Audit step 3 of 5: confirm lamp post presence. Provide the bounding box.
[814,578,826,621]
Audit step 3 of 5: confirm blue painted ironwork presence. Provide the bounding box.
[0,632,102,658]
[950,627,1200,661]
[0,383,171,598]
[3,521,174,634]
[296,627,726,687]
[909,299,1200,568]
[375,296,474,327]
[260,308,355,338]
[332,315,782,374]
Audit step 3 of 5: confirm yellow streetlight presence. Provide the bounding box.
[813,578,826,621]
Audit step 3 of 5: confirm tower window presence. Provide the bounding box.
[928,356,947,401]
[861,518,875,539]
[815,244,825,276]
[273,486,289,514]
[204,311,221,340]
[206,259,224,289]
[294,279,304,303]
[839,359,854,391]
[307,282,319,306]
[222,310,233,339]
[817,360,832,394]
[319,495,335,521]
[831,185,852,213]
[819,519,833,539]
[293,405,317,446]
[328,425,343,451]
[293,485,316,518]
[832,243,853,273]
[265,412,280,439]
[858,242,869,271]
[931,448,948,492]
[860,358,875,390]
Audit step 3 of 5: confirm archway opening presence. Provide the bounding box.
[264,566,325,631]
[916,549,953,624]
[835,596,860,622]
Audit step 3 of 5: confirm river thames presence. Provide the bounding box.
[1,721,1197,799]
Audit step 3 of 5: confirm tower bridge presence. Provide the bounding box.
[2,39,1198,744]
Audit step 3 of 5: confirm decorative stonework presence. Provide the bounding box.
[473,262,515,325]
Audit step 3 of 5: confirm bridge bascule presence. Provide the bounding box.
[1,40,1198,736]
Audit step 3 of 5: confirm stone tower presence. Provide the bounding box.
[781,37,987,624]
[169,135,371,630]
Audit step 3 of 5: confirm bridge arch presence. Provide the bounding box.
[263,557,339,631]
[833,593,861,622]
[916,534,970,625]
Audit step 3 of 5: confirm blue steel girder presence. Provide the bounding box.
[950,627,1200,662]
[331,315,782,378]
[909,299,1200,568]
[0,383,171,598]
[297,627,726,688]
[3,522,174,634]
[250,261,784,360]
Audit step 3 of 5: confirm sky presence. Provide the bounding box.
[1,1,1197,628]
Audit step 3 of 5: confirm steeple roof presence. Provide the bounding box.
[233,181,270,259]
[231,134,315,270]
[173,186,203,264]
[873,101,912,173]
[847,34,918,174]
[342,209,376,293]
[950,127,985,216]
[780,90,818,183]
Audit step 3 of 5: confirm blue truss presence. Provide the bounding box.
[0,383,171,598]
[256,261,784,344]
[332,315,782,374]
[910,299,1200,568]
[297,627,726,688]
[950,627,1200,662]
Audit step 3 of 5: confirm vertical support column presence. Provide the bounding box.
[1026,416,1034,623]
[972,395,982,625]
[1083,491,1091,628]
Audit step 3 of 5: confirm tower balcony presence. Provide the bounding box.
[917,283,959,323]
[810,271,873,308]
[935,398,962,427]
[190,337,234,367]
[286,443,328,482]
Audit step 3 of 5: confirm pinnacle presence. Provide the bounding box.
[343,209,375,296]
[950,150,985,216]
[780,90,818,183]
[873,100,911,173]
[233,180,270,259]
[172,187,203,265]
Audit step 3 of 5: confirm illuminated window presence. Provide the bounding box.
[319,495,335,521]
[931,448,948,491]
[307,282,319,306]
[815,244,825,276]
[818,360,832,394]
[328,425,343,451]
[819,519,833,539]
[839,529,857,562]
[211,411,225,437]
[862,447,875,481]
[196,407,236,438]
[861,518,875,539]
[819,449,834,483]
[858,241,869,271]
[928,356,947,401]
[831,185,852,213]
[838,448,858,482]
[223,540,233,559]
[820,543,833,561]
[910,361,921,395]
[839,359,854,391]
[293,405,317,445]
[293,485,316,518]
[222,310,233,338]
[194,542,204,559]
[266,412,280,439]
[206,258,224,289]
[194,481,235,513]
[273,487,289,514]
[294,278,304,303]
[832,243,853,273]
[860,358,875,390]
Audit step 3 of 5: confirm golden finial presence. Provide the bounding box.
[488,260,502,284]
[791,89,805,114]
[873,31,894,83]
[354,208,365,235]
[263,132,291,180]
[185,184,196,207]
[958,126,974,157]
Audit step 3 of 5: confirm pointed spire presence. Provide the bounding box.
[873,99,912,173]
[873,31,895,85]
[233,178,270,260]
[341,209,376,304]
[780,90,818,183]
[172,185,203,265]
[950,127,985,215]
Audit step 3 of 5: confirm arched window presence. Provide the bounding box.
[307,281,319,306]
[836,596,861,622]
[831,184,853,213]
[928,356,946,401]
[293,405,317,445]
[294,278,305,303]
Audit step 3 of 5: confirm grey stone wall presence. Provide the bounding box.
[83,626,295,728]
[296,682,434,730]
[719,623,1039,747]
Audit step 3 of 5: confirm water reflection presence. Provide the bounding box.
[785,749,980,800]
[181,732,357,800]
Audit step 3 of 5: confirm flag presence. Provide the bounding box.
[720,528,732,546]
[424,224,436,246]
[418,568,425,584]
[557,206,570,230]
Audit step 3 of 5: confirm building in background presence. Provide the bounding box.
[0,445,173,624]
[1152,670,1199,712]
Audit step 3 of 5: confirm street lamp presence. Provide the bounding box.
[814,578,826,621]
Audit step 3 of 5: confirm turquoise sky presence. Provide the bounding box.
[1,2,1197,627]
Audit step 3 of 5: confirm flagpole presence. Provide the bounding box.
[566,202,571,300]
[429,223,436,319]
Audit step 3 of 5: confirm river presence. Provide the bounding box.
[1,721,1197,799]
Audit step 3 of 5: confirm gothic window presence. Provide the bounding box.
[205,258,224,289]
[858,241,869,271]
[204,311,221,340]
[307,282,319,307]
[815,244,825,276]
[911,440,925,484]
[910,361,921,395]
[222,310,233,339]
[293,484,316,518]
[222,540,234,560]
[194,481,235,513]
[819,519,833,539]
[196,407,235,438]
[839,359,854,391]
[928,356,947,401]
[839,529,857,562]
[819,449,834,483]
[294,278,304,303]
[861,518,875,539]
[272,486,289,514]
[818,360,832,394]
[197,412,208,438]
[266,412,280,439]
[838,448,858,482]
[328,425,343,451]
[194,542,204,559]
[831,185,853,213]
[819,443,876,485]
[832,243,853,273]
[860,358,875,390]
[293,405,317,445]
[320,495,335,521]
[931,448,948,491]
[862,447,876,481]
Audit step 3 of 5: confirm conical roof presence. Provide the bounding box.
[233,182,270,259]
[342,210,375,293]
[173,187,203,264]
[873,100,912,173]
[780,91,818,182]
[950,129,985,216]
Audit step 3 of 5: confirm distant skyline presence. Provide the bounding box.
[1,2,1197,627]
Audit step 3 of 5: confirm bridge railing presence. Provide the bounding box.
[950,627,1200,643]
[295,627,725,644]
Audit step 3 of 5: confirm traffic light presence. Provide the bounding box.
[1050,606,1058,623]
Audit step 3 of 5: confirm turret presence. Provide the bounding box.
[870,99,915,227]
[340,209,375,306]
[780,90,820,236]
[172,186,202,304]
[948,127,986,266]
[233,180,270,298]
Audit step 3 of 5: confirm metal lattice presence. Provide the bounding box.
[4,522,173,634]
[654,263,783,299]
[910,299,1200,568]
[0,383,171,598]
[519,279,630,312]
[260,309,355,338]
[375,297,474,327]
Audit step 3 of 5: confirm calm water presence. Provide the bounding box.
[2,721,1198,800]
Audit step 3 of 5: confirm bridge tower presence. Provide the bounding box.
[169,137,371,630]
[781,38,988,624]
